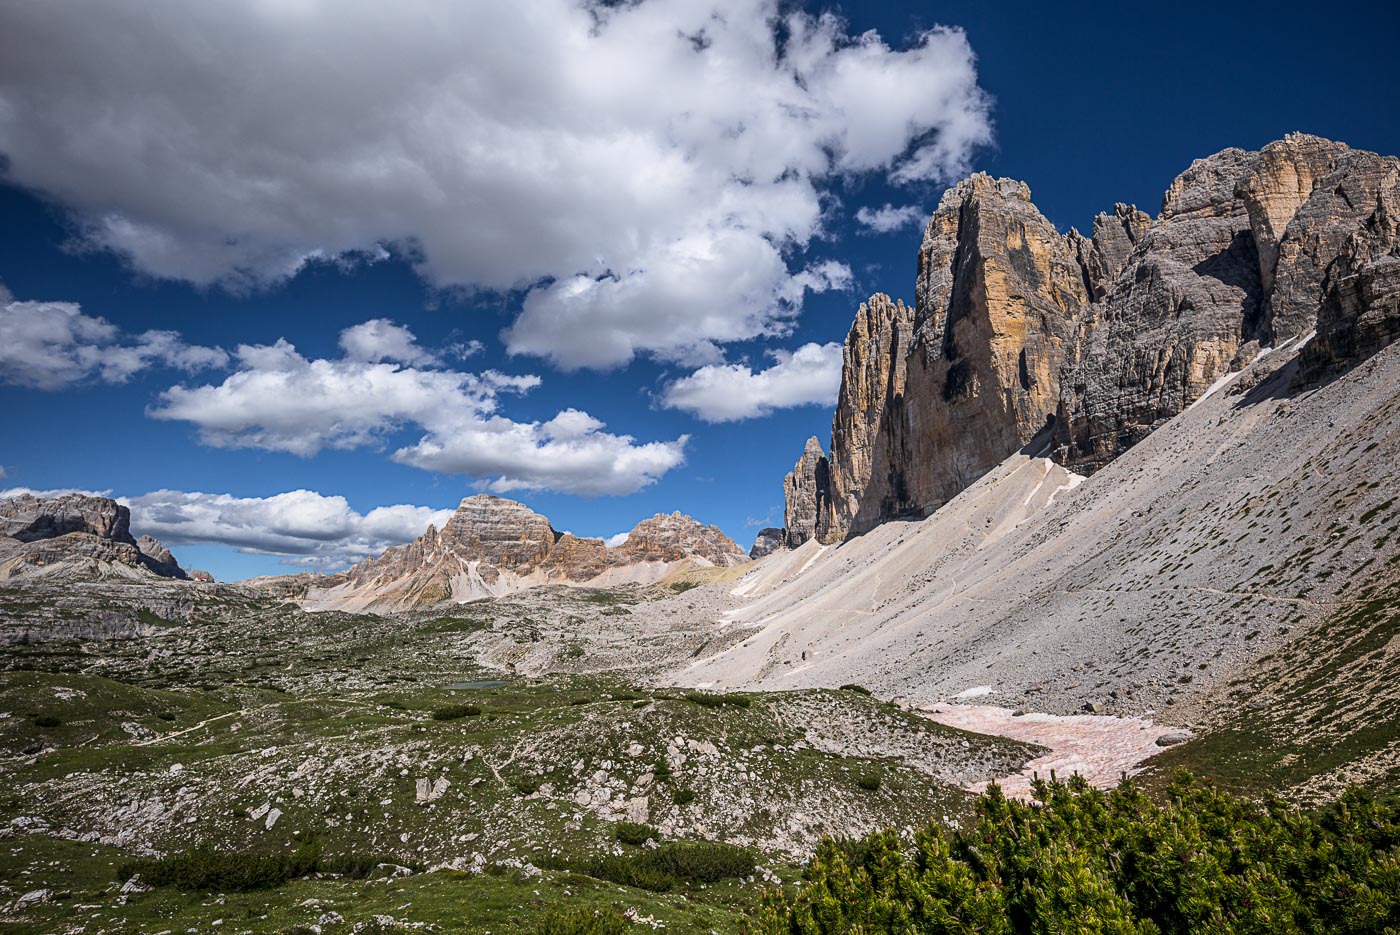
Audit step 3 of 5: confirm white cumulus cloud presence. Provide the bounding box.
[338,318,440,366]
[0,300,227,390]
[149,321,687,496]
[661,341,844,422]
[1,486,113,500]
[0,0,991,369]
[121,488,457,569]
[855,203,927,233]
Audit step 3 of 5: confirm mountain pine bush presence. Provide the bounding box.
[752,772,1400,934]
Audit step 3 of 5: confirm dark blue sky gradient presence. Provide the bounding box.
[3,1,1396,578]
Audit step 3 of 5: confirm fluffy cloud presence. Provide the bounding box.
[0,0,990,369]
[0,300,227,390]
[1,486,113,500]
[855,203,927,233]
[661,341,844,422]
[338,318,440,366]
[150,322,687,496]
[120,488,454,568]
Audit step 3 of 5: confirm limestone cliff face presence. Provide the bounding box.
[0,494,186,580]
[1070,203,1152,301]
[135,535,185,578]
[1234,134,1398,341]
[1054,147,1268,472]
[821,294,915,541]
[538,534,612,581]
[0,493,133,543]
[305,495,747,611]
[782,437,829,547]
[780,135,1400,539]
[896,174,1089,517]
[1300,167,1400,379]
[1057,134,1400,472]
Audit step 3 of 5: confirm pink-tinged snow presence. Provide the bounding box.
[918,703,1177,799]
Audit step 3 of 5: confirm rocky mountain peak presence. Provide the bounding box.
[0,494,187,580]
[820,293,916,542]
[783,436,830,547]
[615,511,748,567]
[748,527,784,560]
[780,134,1400,541]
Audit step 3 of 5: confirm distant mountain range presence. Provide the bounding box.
[278,494,749,612]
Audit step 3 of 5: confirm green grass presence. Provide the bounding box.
[0,833,760,934]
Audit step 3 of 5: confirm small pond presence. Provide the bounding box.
[447,679,513,690]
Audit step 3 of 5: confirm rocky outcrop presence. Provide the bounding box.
[822,294,915,541]
[303,495,747,611]
[538,534,612,581]
[0,494,186,580]
[783,437,830,547]
[748,528,784,560]
[135,535,185,578]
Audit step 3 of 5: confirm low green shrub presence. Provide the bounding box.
[30,714,61,728]
[838,683,872,695]
[431,703,482,720]
[117,838,322,892]
[535,906,632,935]
[586,854,677,892]
[683,691,751,709]
[320,854,421,879]
[646,841,755,883]
[672,787,696,806]
[854,771,882,791]
[614,821,660,846]
[117,841,426,892]
[569,840,755,893]
[757,773,1400,934]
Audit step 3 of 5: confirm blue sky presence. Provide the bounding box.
[2,0,1397,580]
